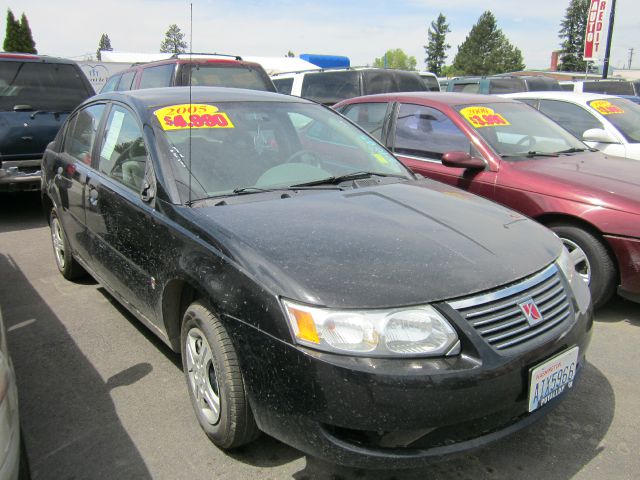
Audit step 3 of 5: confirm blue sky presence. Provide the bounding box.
[3,0,639,71]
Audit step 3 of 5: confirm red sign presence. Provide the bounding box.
[584,0,610,61]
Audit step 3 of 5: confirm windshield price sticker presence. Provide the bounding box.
[154,104,235,131]
[460,106,510,129]
[528,346,579,412]
[590,100,624,115]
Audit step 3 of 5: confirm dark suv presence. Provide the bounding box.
[101,54,276,93]
[0,53,94,191]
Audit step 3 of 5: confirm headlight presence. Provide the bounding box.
[282,299,460,357]
[556,246,591,312]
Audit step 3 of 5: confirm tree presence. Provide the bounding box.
[96,33,113,61]
[424,13,451,76]
[18,13,36,53]
[160,24,187,54]
[452,11,525,75]
[286,50,295,58]
[373,49,417,70]
[558,0,589,71]
[3,9,36,53]
[3,9,20,52]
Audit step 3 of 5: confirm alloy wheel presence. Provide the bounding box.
[185,328,221,425]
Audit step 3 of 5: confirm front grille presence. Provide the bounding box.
[447,264,574,352]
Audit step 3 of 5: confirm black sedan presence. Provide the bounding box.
[41,87,593,468]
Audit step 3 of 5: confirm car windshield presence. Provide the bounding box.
[152,101,410,203]
[587,98,640,143]
[453,101,587,159]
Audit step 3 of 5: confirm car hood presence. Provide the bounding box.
[507,151,640,214]
[191,179,561,309]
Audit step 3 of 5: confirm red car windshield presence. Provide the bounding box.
[454,102,587,159]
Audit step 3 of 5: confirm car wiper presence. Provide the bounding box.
[555,147,589,154]
[501,151,559,158]
[289,171,408,188]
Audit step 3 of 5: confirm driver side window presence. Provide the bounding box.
[98,105,148,191]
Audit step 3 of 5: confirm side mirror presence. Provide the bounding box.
[583,128,618,144]
[441,151,485,169]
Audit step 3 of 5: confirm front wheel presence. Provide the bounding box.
[180,301,259,449]
[549,224,616,308]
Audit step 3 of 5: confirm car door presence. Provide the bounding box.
[85,103,160,323]
[389,102,497,196]
[53,103,106,261]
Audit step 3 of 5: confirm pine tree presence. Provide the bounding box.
[96,34,113,61]
[424,13,451,76]
[373,49,417,70]
[18,13,36,54]
[160,24,187,54]
[452,11,524,75]
[3,9,21,52]
[558,0,589,72]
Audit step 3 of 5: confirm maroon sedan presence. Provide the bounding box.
[335,92,640,308]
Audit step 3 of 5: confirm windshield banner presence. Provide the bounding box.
[459,106,510,129]
[154,104,235,131]
[590,100,624,115]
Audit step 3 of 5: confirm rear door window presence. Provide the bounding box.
[0,61,90,111]
[300,71,360,105]
[451,82,480,93]
[488,78,523,94]
[139,64,174,89]
[273,78,294,94]
[342,102,389,141]
[393,103,471,160]
[101,74,121,93]
[63,104,106,164]
[538,100,603,139]
[583,81,635,95]
[363,71,426,95]
[115,71,136,91]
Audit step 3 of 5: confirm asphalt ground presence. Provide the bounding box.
[1,191,638,480]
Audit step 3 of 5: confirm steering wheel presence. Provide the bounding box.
[516,135,536,148]
[286,149,322,166]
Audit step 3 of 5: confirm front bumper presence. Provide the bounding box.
[605,234,640,303]
[225,302,593,468]
[0,159,42,191]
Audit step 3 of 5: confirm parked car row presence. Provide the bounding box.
[2,48,637,471]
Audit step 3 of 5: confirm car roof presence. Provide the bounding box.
[0,52,79,65]
[91,86,311,109]
[339,91,518,106]
[503,91,618,103]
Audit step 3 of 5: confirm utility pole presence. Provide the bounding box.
[602,0,617,79]
[628,48,634,70]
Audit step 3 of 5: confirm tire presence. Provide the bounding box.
[49,208,85,280]
[180,301,259,449]
[549,224,616,309]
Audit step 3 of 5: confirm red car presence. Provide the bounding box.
[335,92,640,308]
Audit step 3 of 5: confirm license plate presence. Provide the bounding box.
[528,346,579,412]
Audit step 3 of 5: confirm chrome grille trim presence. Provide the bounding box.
[447,264,575,352]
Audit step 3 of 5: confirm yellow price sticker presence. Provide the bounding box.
[154,104,235,131]
[590,100,624,115]
[373,153,390,165]
[460,106,510,128]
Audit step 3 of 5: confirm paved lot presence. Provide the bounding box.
[1,191,639,480]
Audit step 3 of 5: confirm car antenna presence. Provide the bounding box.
[188,2,193,206]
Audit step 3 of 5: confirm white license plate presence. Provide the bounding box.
[528,346,579,412]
